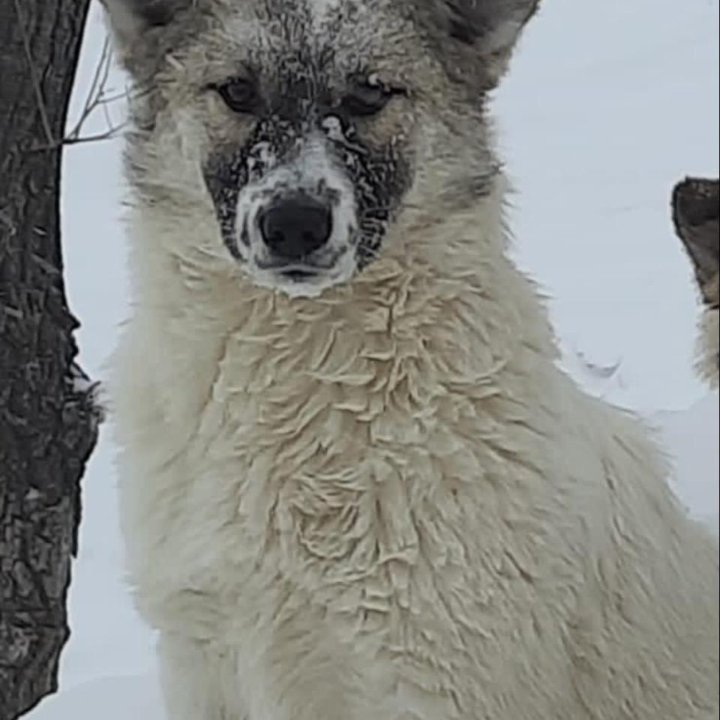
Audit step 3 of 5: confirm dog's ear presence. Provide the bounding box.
[101,0,194,73]
[672,178,720,307]
[418,0,540,88]
[436,0,539,53]
[102,0,188,40]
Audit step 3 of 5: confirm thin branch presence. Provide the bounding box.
[64,37,126,144]
[65,38,110,140]
[12,2,124,153]
[24,35,130,152]
[63,130,122,146]
[30,127,123,152]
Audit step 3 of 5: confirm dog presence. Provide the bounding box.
[672,177,719,388]
[102,1,719,718]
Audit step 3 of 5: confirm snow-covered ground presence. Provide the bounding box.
[27,0,719,717]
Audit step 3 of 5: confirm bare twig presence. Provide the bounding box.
[28,36,128,152]
[65,38,116,141]
[64,131,122,146]
[64,37,127,145]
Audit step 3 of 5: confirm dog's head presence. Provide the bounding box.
[104,0,538,297]
[672,177,719,387]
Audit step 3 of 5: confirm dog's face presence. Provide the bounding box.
[105,0,538,297]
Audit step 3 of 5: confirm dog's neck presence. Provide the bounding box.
[125,176,558,383]
[117,179,560,460]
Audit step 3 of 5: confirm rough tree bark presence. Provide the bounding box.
[0,1,99,718]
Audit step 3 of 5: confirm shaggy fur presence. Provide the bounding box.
[672,177,719,388]
[104,1,719,718]
[697,297,719,387]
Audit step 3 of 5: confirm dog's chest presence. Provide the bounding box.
[162,374,475,583]
[122,293,569,624]
[139,345,560,623]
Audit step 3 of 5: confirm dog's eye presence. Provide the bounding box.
[341,82,394,117]
[216,78,260,114]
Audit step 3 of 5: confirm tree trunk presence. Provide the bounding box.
[0,1,99,717]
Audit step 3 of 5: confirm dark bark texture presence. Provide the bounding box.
[0,1,99,718]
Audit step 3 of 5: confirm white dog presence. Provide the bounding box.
[103,1,719,718]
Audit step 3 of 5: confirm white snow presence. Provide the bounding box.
[26,0,718,717]
[652,395,719,533]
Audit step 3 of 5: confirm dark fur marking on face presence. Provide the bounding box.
[204,120,412,271]
[203,152,249,260]
[333,133,412,268]
[202,116,302,260]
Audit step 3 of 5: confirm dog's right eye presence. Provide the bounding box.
[215,78,260,114]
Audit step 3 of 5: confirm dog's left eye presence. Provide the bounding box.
[215,78,260,114]
[341,82,395,117]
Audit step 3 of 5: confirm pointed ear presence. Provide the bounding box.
[100,0,193,73]
[672,177,720,306]
[101,0,186,38]
[418,0,540,88]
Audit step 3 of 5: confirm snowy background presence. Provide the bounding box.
[28,0,719,717]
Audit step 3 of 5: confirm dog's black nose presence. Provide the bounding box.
[259,196,332,259]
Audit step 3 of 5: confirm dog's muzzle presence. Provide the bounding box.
[232,138,359,297]
[258,194,333,261]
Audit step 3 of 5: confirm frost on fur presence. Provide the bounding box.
[672,177,719,387]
